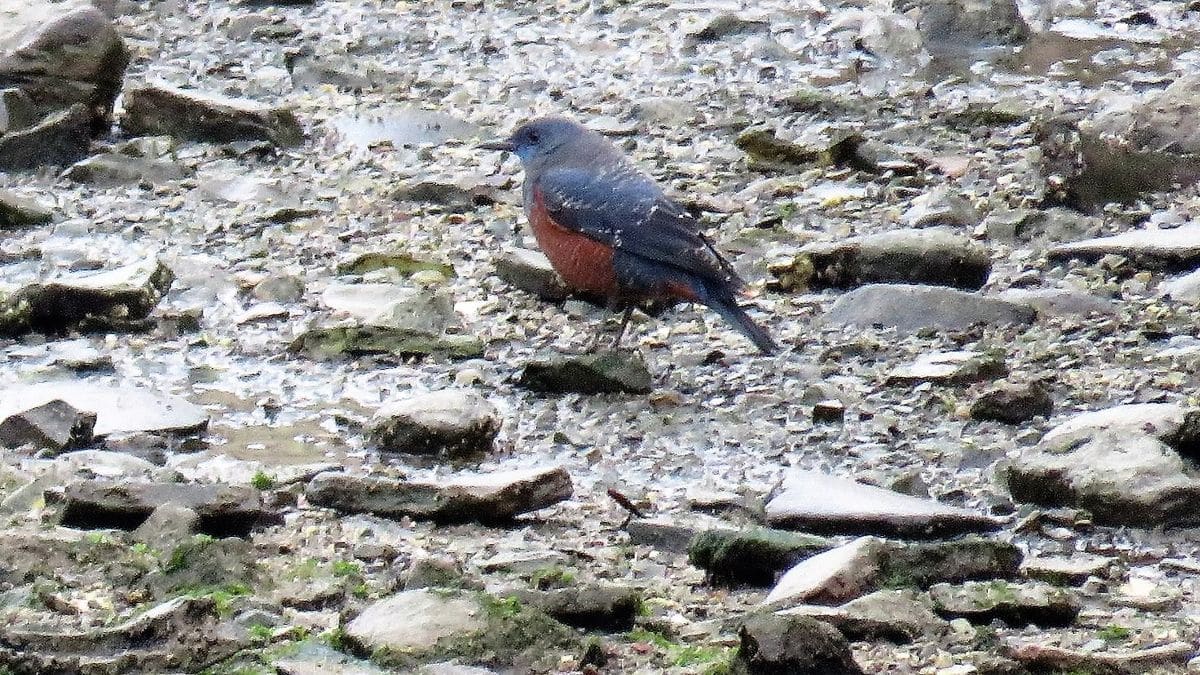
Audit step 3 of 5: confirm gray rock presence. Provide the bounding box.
[0,595,242,674]
[54,449,164,480]
[688,527,831,587]
[252,274,305,302]
[0,189,53,229]
[625,515,732,553]
[733,612,863,675]
[0,399,95,452]
[928,580,1080,627]
[368,389,501,457]
[131,502,201,552]
[60,480,276,536]
[800,228,990,291]
[825,284,1036,333]
[345,589,574,669]
[290,325,484,360]
[902,0,1031,47]
[62,152,185,186]
[8,258,174,334]
[1048,224,1200,272]
[274,644,393,675]
[404,555,473,591]
[0,87,38,134]
[971,381,1053,423]
[122,84,303,147]
[519,350,653,395]
[393,179,494,212]
[0,3,129,127]
[996,287,1116,318]
[0,382,208,437]
[1004,641,1195,674]
[1160,268,1200,304]
[419,665,498,675]
[779,589,947,643]
[900,190,982,228]
[336,253,455,280]
[494,247,570,302]
[888,350,1007,385]
[1020,554,1115,586]
[510,583,641,631]
[880,537,1022,589]
[765,470,1000,537]
[1040,402,1194,448]
[1005,429,1200,527]
[764,537,887,607]
[688,13,770,42]
[735,124,862,171]
[0,102,93,171]
[305,466,573,522]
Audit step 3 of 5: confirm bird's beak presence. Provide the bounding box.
[477,139,515,152]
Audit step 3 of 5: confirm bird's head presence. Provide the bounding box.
[479,116,588,168]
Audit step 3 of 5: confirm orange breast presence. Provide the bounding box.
[528,192,619,297]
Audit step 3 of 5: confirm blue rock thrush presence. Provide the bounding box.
[480,116,778,355]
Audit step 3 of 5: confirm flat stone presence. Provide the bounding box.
[274,643,392,675]
[345,589,487,654]
[1006,429,1200,527]
[688,13,770,42]
[1021,554,1115,586]
[879,537,1022,589]
[625,514,734,554]
[62,152,185,186]
[519,350,653,395]
[779,589,948,643]
[305,466,573,522]
[765,470,1000,537]
[0,3,129,127]
[337,253,455,280]
[494,247,570,302]
[0,103,93,171]
[60,480,275,536]
[321,283,457,334]
[54,450,163,480]
[0,382,208,437]
[1041,402,1194,447]
[1048,224,1200,272]
[11,258,174,334]
[0,595,241,674]
[901,190,982,228]
[735,124,862,171]
[1004,641,1195,674]
[0,399,95,452]
[764,537,887,607]
[131,502,201,552]
[289,325,483,360]
[0,189,53,229]
[122,84,303,147]
[734,612,864,675]
[908,0,1030,47]
[825,284,1036,333]
[368,389,500,457]
[970,381,1053,423]
[688,527,831,587]
[996,287,1116,318]
[0,87,38,134]
[510,584,641,631]
[800,227,991,291]
[929,580,1081,627]
[1161,268,1200,304]
[888,350,1007,385]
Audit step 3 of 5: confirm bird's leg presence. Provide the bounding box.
[611,306,634,351]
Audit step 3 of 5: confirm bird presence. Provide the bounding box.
[479,116,778,355]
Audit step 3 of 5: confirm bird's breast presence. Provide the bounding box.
[527,190,618,297]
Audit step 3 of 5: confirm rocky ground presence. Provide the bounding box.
[3,0,1200,673]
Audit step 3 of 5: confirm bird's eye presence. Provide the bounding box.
[527,131,540,143]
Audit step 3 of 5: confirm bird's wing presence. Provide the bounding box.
[536,165,744,289]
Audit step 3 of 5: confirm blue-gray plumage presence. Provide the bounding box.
[480,116,778,355]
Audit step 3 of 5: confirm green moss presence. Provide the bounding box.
[288,326,483,360]
[331,560,362,578]
[164,534,217,573]
[688,527,829,587]
[628,629,731,672]
[337,252,455,279]
[1097,624,1130,642]
[177,582,251,617]
[250,471,276,490]
[530,565,576,590]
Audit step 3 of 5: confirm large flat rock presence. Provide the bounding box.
[305,466,573,523]
[1048,224,1200,272]
[122,84,303,147]
[0,382,208,437]
[801,227,991,291]
[345,589,487,654]
[825,284,1035,333]
[766,470,1000,537]
[60,480,276,536]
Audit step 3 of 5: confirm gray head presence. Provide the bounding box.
[479,116,613,174]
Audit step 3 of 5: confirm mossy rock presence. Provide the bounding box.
[289,326,483,360]
[518,350,652,395]
[688,528,831,587]
[338,252,456,279]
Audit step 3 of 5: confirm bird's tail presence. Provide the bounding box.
[708,296,779,355]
